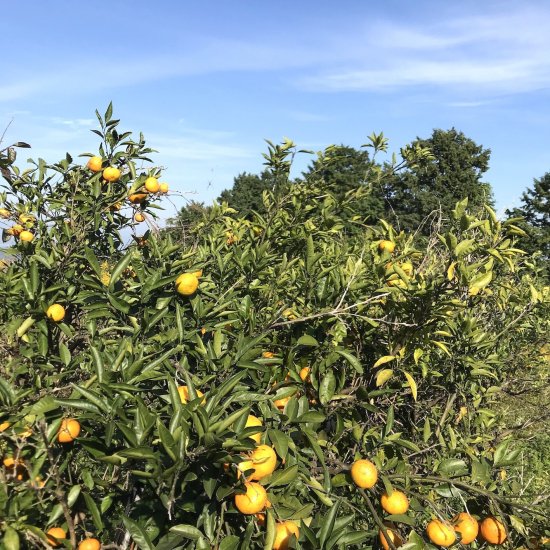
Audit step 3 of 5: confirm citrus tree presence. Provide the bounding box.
[0,107,548,550]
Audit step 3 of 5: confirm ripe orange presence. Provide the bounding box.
[177,385,205,405]
[238,444,277,480]
[134,213,145,223]
[273,396,291,410]
[480,517,507,545]
[453,513,479,544]
[86,156,103,172]
[426,519,456,547]
[255,512,266,526]
[3,456,24,469]
[110,202,122,211]
[234,482,267,514]
[400,262,414,277]
[379,240,396,253]
[381,490,409,515]
[47,304,66,322]
[19,230,34,242]
[0,421,10,432]
[262,351,275,358]
[11,224,24,236]
[19,213,35,224]
[273,521,300,550]
[299,367,311,382]
[78,538,101,550]
[128,193,148,204]
[46,527,67,547]
[159,182,169,194]
[350,459,378,489]
[103,167,121,182]
[176,273,199,296]
[144,176,160,193]
[58,418,81,443]
[244,414,263,444]
[379,526,403,550]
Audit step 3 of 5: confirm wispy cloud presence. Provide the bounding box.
[297,5,550,95]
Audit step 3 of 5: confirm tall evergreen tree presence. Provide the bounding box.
[218,171,274,217]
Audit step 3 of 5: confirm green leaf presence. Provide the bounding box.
[267,464,299,487]
[335,349,363,373]
[319,371,336,405]
[122,516,154,550]
[109,252,133,290]
[3,526,20,550]
[169,524,205,541]
[296,335,319,347]
[436,458,469,477]
[83,492,104,531]
[294,411,326,423]
[318,499,340,548]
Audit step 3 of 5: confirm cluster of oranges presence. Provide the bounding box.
[0,209,36,243]
[86,156,169,224]
[45,527,101,550]
[175,270,202,296]
[350,458,508,548]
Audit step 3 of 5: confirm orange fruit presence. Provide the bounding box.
[3,456,24,469]
[379,240,396,253]
[244,414,263,444]
[480,517,507,545]
[86,156,103,172]
[255,512,266,526]
[299,367,311,382]
[128,193,147,204]
[47,304,66,322]
[46,527,67,547]
[177,385,205,405]
[238,444,277,480]
[134,213,145,223]
[19,230,34,242]
[193,269,203,278]
[11,224,24,236]
[273,396,291,410]
[176,273,199,296]
[379,526,403,550]
[144,177,160,193]
[19,213,35,224]
[453,513,479,545]
[110,202,122,211]
[426,519,456,547]
[400,262,413,277]
[0,208,10,219]
[58,418,81,443]
[273,521,300,550]
[0,421,10,432]
[381,490,409,515]
[159,182,169,194]
[350,459,378,489]
[103,167,121,182]
[78,538,101,550]
[262,351,275,358]
[234,482,267,514]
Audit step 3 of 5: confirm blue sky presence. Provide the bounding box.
[2,0,550,219]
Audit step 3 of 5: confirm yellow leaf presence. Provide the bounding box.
[468,270,492,296]
[447,261,456,281]
[430,340,451,357]
[403,371,418,401]
[413,348,423,365]
[376,369,394,387]
[372,355,396,369]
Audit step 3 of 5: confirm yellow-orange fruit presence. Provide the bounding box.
[380,490,409,515]
[273,396,291,410]
[47,304,66,322]
[86,156,103,172]
[234,482,267,514]
[58,418,81,443]
[159,182,169,194]
[273,521,300,550]
[350,459,378,489]
[379,527,403,550]
[299,367,311,382]
[0,208,10,219]
[480,517,507,545]
[379,240,396,253]
[244,415,263,444]
[0,421,11,432]
[78,538,101,550]
[11,224,24,236]
[176,273,199,296]
[103,166,121,182]
[177,385,205,405]
[128,193,148,204]
[453,513,479,545]
[134,213,145,223]
[19,230,34,242]
[46,527,67,547]
[426,519,456,547]
[238,445,277,480]
[144,177,160,193]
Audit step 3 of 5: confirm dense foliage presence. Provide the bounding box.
[0,109,548,550]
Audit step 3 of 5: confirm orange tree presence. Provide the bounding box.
[0,107,548,549]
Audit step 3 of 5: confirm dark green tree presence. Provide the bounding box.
[166,200,210,236]
[386,128,493,233]
[302,145,386,232]
[218,171,274,217]
[506,172,550,280]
